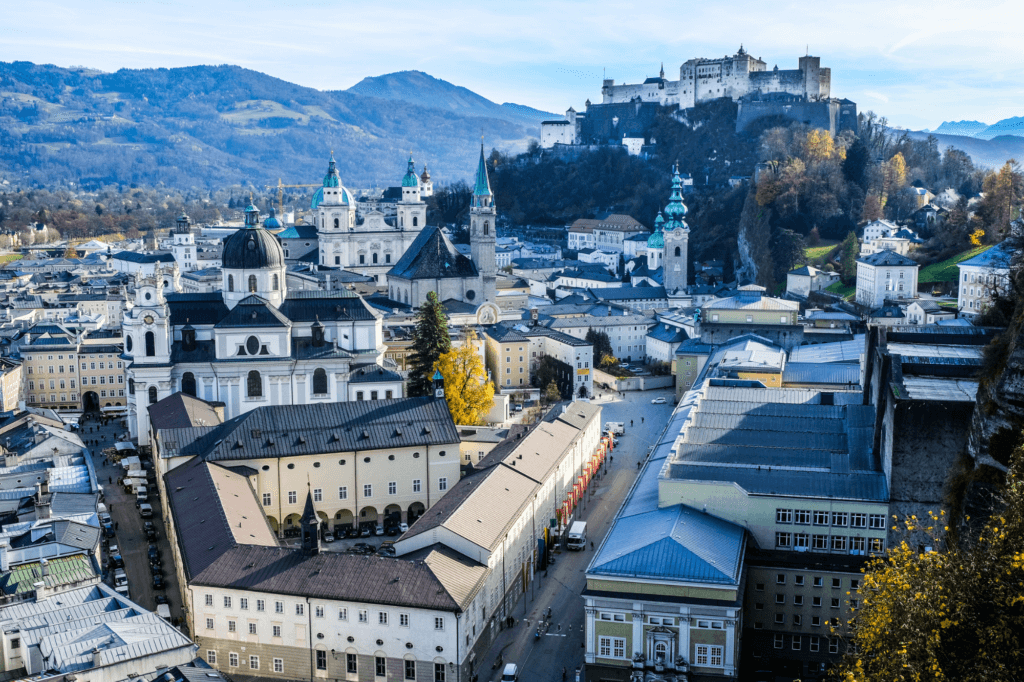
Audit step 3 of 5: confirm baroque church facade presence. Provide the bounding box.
[123,203,402,445]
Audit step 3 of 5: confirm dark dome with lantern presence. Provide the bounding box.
[222,204,286,270]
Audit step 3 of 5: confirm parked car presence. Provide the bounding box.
[323,532,335,543]
[384,525,399,536]
[512,403,523,413]
[152,575,166,590]
[154,595,170,605]
[148,545,160,561]
[347,543,374,555]
[651,397,667,405]
[377,545,396,557]
[399,522,409,533]
[103,523,115,538]
[108,543,119,555]
[110,554,124,569]
[150,564,163,577]
[360,526,372,538]
[619,362,630,368]
[345,526,360,539]
[144,521,158,540]
[139,503,153,518]
[374,525,385,536]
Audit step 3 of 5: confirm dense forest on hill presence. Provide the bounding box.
[0,61,538,189]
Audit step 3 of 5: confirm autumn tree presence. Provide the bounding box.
[861,194,883,223]
[434,329,494,425]
[835,443,1024,682]
[977,160,1023,238]
[544,381,561,404]
[407,291,451,397]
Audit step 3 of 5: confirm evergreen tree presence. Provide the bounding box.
[407,291,451,397]
[840,231,859,284]
[585,329,613,364]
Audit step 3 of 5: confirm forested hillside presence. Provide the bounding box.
[0,62,539,189]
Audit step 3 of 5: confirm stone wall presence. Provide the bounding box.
[736,98,856,136]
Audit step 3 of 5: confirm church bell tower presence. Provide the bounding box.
[469,145,497,303]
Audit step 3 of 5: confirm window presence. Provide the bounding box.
[247,370,262,398]
[257,599,265,611]
[273,625,281,637]
[439,477,448,491]
[379,611,389,625]
[833,578,842,588]
[347,653,358,674]
[248,622,257,634]
[356,391,364,401]
[205,594,214,606]
[228,275,234,292]
[851,579,860,590]
[359,609,368,623]
[435,616,445,630]
[313,368,328,394]
[272,274,279,291]
[775,594,785,604]
[288,491,297,504]
[314,488,323,502]
[206,618,214,629]
[851,512,867,528]
[376,656,387,677]
[364,484,372,497]
[832,512,849,527]
[316,605,325,618]
[149,386,158,404]
[792,636,802,651]
[810,636,820,652]
[813,596,822,607]
[405,660,417,680]
[145,331,155,356]
[776,573,786,585]
[812,616,821,627]
[274,658,284,673]
[229,653,239,667]
[830,638,840,654]
[598,636,626,658]
[207,651,216,665]
[794,595,804,606]
[776,508,793,524]
[228,621,236,632]
[812,534,828,550]
[337,607,348,620]
[249,655,259,670]
[413,479,421,493]
[389,481,397,495]
[434,663,446,682]
[869,537,885,552]
[275,601,284,614]
[775,613,785,624]
[813,576,824,587]
[295,604,304,616]
[181,372,196,396]
[316,650,327,671]
[869,514,886,529]
[339,486,348,500]
[831,598,841,608]
[263,493,272,506]
[794,614,802,626]
[813,510,829,525]
[224,596,232,608]
[247,274,258,293]
[832,535,848,551]
[400,613,410,627]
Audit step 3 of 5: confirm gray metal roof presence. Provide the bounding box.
[214,295,291,328]
[900,377,979,402]
[783,363,861,385]
[148,393,224,430]
[169,398,459,462]
[788,335,866,363]
[857,250,918,267]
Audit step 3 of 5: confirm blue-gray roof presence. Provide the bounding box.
[111,251,176,263]
[782,362,861,385]
[647,325,688,344]
[857,250,918,267]
[594,285,668,300]
[958,241,1014,269]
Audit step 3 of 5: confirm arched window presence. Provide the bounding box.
[125,335,133,353]
[674,246,681,257]
[483,221,489,235]
[247,370,262,398]
[145,331,155,357]
[128,379,135,395]
[181,372,196,397]
[412,216,418,227]
[148,386,158,404]
[333,218,339,229]
[248,275,257,292]
[272,274,279,291]
[313,368,328,395]
[372,253,378,264]
[228,274,234,292]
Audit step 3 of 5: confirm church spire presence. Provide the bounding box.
[660,62,665,79]
[300,487,320,556]
[472,144,493,208]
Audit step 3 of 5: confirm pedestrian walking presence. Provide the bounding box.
[630,419,633,427]
[108,476,112,484]
[642,417,644,424]
[610,455,613,464]
[114,522,119,530]
[637,461,642,469]
[590,541,594,550]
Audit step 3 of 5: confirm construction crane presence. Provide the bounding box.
[264,179,322,213]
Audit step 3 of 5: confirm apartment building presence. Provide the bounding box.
[0,358,22,412]
[21,325,126,414]
[482,325,531,390]
[956,240,1013,316]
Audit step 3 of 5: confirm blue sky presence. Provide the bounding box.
[2,0,1021,131]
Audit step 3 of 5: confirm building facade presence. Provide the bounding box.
[855,250,919,308]
[957,241,1013,316]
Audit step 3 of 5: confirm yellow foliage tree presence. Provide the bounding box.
[835,444,1024,681]
[882,152,908,197]
[970,228,986,246]
[804,129,836,162]
[433,329,494,426]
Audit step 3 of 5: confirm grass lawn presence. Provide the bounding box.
[803,240,840,264]
[825,280,855,300]
[919,245,992,283]
[0,254,23,263]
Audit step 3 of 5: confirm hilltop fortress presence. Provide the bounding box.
[542,46,856,152]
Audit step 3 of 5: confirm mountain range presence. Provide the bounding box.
[931,116,1024,141]
[0,62,555,191]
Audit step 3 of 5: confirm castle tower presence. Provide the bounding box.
[396,154,427,230]
[316,153,355,236]
[662,166,690,296]
[469,145,497,303]
[172,212,195,272]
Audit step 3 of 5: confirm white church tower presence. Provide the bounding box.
[123,270,172,443]
[662,165,690,296]
[469,145,497,303]
[171,212,195,272]
[396,155,427,231]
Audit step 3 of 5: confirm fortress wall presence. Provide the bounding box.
[748,69,807,97]
[736,99,842,135]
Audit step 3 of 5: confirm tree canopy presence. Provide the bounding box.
[433,329,494,425]
[407,291,451,397]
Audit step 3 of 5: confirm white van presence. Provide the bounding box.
[156,604,172,620]
[501,663,519,681]
[566,521,587,550]
[604,421,625,436]
[113,568,128,586]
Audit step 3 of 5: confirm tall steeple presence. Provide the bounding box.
[397,153,425,230]
[662,165,690,296]
[470,144,496,303]
[300,488,320,556]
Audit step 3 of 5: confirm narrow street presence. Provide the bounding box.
[477,390,676,682]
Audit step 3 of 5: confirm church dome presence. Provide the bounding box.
[263,206,283,230]
[223,206,285,270]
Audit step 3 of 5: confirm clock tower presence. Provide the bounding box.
[123,269,172,442]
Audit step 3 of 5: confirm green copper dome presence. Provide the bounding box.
[471,144,493,208]
[662,165,689,231]
[263,206,282,229]
[647,211,665,249]
[402,155,419,188]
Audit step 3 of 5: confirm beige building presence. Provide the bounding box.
[0,358,23,412]
[150,395,461,533]
[20,325,126,414]
[483,325,531,391]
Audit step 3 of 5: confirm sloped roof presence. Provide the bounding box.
[388,226,479,280]
[148,392,224,430]
[958,242,1013,269]
[214,295,291,329]
[857,250,918,267]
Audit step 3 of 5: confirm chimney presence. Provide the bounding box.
[40,558,49,576]
[0,540,9,572]
[92,648,103,667]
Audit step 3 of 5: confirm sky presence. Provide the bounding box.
[2,0,1022,131]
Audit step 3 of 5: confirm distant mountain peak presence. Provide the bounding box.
[933,120,989,137]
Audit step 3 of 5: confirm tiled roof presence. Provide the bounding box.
[388,226,478,280]
[111,251,176,263]
[166,293,230,326]
[278,292,379,323]
[214,295,292,329]
[348,363,403,384]
[148,393,224,430]
[958,242,1014,269]
[168,398,459,462]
